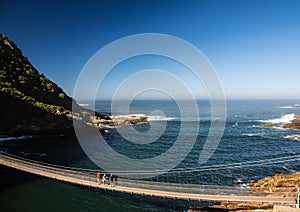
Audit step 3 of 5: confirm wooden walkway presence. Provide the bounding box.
[0,152,296,205]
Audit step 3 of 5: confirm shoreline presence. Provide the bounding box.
[191,172,300,211]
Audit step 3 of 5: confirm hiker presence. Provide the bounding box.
[96,171,101,185]
[109,174,113,186]
[102,174,106,185]
[114,176,118,186]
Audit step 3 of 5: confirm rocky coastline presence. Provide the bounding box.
[259,114,300,140]
[190,172,300,212]
[251,172,300,194]
[92,114,148,128]
[283,115,300,130]
[259,116,300,130]
[0,34,150,137]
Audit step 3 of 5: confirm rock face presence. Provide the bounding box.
[0,34,93,136]
[283,115,300,130]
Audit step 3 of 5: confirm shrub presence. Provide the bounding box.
[59,93,65,99]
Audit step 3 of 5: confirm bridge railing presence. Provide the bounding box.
[116,178,253,195]
[0,151,96,182]
[0,151,296,199]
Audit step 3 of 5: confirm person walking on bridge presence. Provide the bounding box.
[96,171,101,185]
[102,174,106,185]
[109,174,113,186]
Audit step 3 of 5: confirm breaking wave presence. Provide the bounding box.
[277,104,300,109]
[284,135,300,140]
[258,113,295,124]
[148,115,176,121]
[242,133,265,137]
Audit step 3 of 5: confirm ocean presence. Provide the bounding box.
[0,100,299,211]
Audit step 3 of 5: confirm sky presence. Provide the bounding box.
[1,0,300,100]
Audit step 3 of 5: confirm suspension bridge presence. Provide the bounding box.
[0,151,298,206]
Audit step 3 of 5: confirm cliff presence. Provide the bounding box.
[0,34,92,136]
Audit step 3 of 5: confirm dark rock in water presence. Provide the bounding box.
[100,129,110,134]
[0,34,94,136]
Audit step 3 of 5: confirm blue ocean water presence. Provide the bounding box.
[0,100,299,211]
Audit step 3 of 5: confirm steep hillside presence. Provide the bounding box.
[0,34,91,136]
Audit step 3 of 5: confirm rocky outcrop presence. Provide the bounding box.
[92,115,148,127]
[189,202,274,211]
[188,172,300,211]
[251,172,300,194]
[292,135,300,140]
[283,115,300,130]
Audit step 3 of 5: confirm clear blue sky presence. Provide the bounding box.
[1,0,300,100]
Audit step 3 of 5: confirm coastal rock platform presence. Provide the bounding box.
[92,114,148,128]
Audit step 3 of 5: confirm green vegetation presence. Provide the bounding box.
[0,34,72,114]
[59,92,65,99]
[0,34,98,136]
[0,34,81,136]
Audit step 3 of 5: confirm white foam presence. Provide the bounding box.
[272,126,286,130]
[148,116,175,121]
[259,113,295,124]
[248,125,260,128]
[113,114,146,118]
[278,104,300,109]
[78,103,89,107]
[278,106,294,109]
[110,114,175,121]
[242,133,264,137]
[284,135,300,140]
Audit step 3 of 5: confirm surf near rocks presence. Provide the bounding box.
[283,115,300,130]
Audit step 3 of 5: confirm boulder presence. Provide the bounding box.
[283,115,300,130]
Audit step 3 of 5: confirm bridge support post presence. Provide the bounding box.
[296,187,300,208]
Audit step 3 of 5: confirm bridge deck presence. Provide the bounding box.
[0,152,295,204]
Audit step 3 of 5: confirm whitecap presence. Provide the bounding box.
[248,125,261,128]
[284,135,300,140]
[112,114,146,118]
[278,106,294,109]
[272,126,287,130]
[259,113,295,124]
[232,122,239,127]
[242,133,264,137]
[148,115,176,121]
[277,104,300,109]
